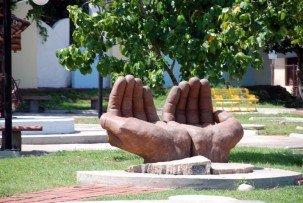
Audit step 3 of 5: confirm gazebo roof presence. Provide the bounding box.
[0,2,31,52]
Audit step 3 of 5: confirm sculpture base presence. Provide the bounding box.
[77,168,302,190]
[0,149,20,158]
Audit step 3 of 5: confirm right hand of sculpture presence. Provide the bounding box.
[162,77,243,162]
[100,75,192,163]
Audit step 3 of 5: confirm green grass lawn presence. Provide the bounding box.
[0,148,302,203]
[0,150,142,197]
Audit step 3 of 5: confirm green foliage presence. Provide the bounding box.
[56,0,274,91]
[231,0,303,84]
[24,0,89,42]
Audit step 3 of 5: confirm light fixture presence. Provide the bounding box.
[32,0,49,6]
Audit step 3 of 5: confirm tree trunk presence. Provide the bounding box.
[152,44,179,86]
[166,60,178,86]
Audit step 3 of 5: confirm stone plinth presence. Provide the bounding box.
[128,156,254,175]
[128,156,211,175]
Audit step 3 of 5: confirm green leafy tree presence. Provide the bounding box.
[24,0,87,42]
[225,0,303,95]
[56,0,270,90]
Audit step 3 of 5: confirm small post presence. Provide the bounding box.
[3,0,13,150]
[98,75,103,118]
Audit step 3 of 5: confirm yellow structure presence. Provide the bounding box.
[212,88,259,112]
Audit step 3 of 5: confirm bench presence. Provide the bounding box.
[212,88,259,112]
[79,96,109,109]
[22,95,52,112]
[0,125,43,150]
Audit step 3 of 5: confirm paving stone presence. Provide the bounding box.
[249,117,303,122]
[289,133,303,139]
[210,163,254,175]
[296,126,303,131]
[244,130,259,136]
[242,124,265,130]
[128,156,211,175]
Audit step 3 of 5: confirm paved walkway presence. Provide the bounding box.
[0,184,166,203]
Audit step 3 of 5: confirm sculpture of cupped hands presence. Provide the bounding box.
[100,75,243,163]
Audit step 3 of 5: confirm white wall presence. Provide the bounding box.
[37,19,71,87]
[12,1,39,88]
[12,0,71,88]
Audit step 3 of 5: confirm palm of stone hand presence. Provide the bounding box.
[101,75,243,163]
[162,77,215,126]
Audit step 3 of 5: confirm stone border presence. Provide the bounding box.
[77,168,302,190]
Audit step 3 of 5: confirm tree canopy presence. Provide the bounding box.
[230,0,303,95]
[56,0,303,92]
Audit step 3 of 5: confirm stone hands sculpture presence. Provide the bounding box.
[100,75,243,163]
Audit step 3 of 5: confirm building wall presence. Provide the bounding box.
[12,1,39,88]
[12,0,71,88]
[37,19,71,88]
[239,52,272,86]
[271,52,298,94]
[254,52,272,85]
[273,58,286,86]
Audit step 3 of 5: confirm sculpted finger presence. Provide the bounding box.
[186,77,200,125]
[162,86,181,122]
[175,81,189,123]
[199,79,214,124]
[107,76,127,116]
[133,78,147,121]
[121,75,135,117]
[213,110,233,123]
[143,86,159,123]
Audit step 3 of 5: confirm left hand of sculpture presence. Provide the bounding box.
[162,77,244,162]
[100,75,192,163]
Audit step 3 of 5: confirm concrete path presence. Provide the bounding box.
[237,135,303,149]
[20,134,303,154]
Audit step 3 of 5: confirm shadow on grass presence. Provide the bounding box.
[21,150,50,157]
[230,147,303,167]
